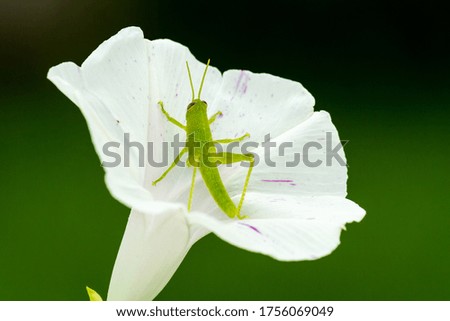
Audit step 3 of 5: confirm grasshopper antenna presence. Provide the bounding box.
[186,61,195,101]
[197,59,210,99]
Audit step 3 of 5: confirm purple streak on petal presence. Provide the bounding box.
[262,179,294,183]
[239,222,262,234]
[242,77,249,94]
[236,70,244,90]
[290,183,296,186]
[235,70,250,95]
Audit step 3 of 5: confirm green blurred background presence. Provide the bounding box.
[1,0,449,300]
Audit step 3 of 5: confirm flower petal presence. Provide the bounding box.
[144,39,223,200]
[188,192,365,261]
[223,111,348,199]
[47,27,165,212]
[108,207,191,300]
[209,69,315,143]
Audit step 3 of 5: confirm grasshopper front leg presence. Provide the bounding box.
[157,101,186,130]
[208,111,223,124]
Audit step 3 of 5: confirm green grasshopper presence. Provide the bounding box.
[152,60,254,219]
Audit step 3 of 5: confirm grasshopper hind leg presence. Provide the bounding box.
[212,152,255,219]
[236,155,254,219]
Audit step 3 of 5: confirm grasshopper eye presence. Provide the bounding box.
[202,100,207,105]
[187,102,195,110]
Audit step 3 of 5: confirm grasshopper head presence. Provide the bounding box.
[187,99,207,112]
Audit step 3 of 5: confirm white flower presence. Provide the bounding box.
[47,27,365,300]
